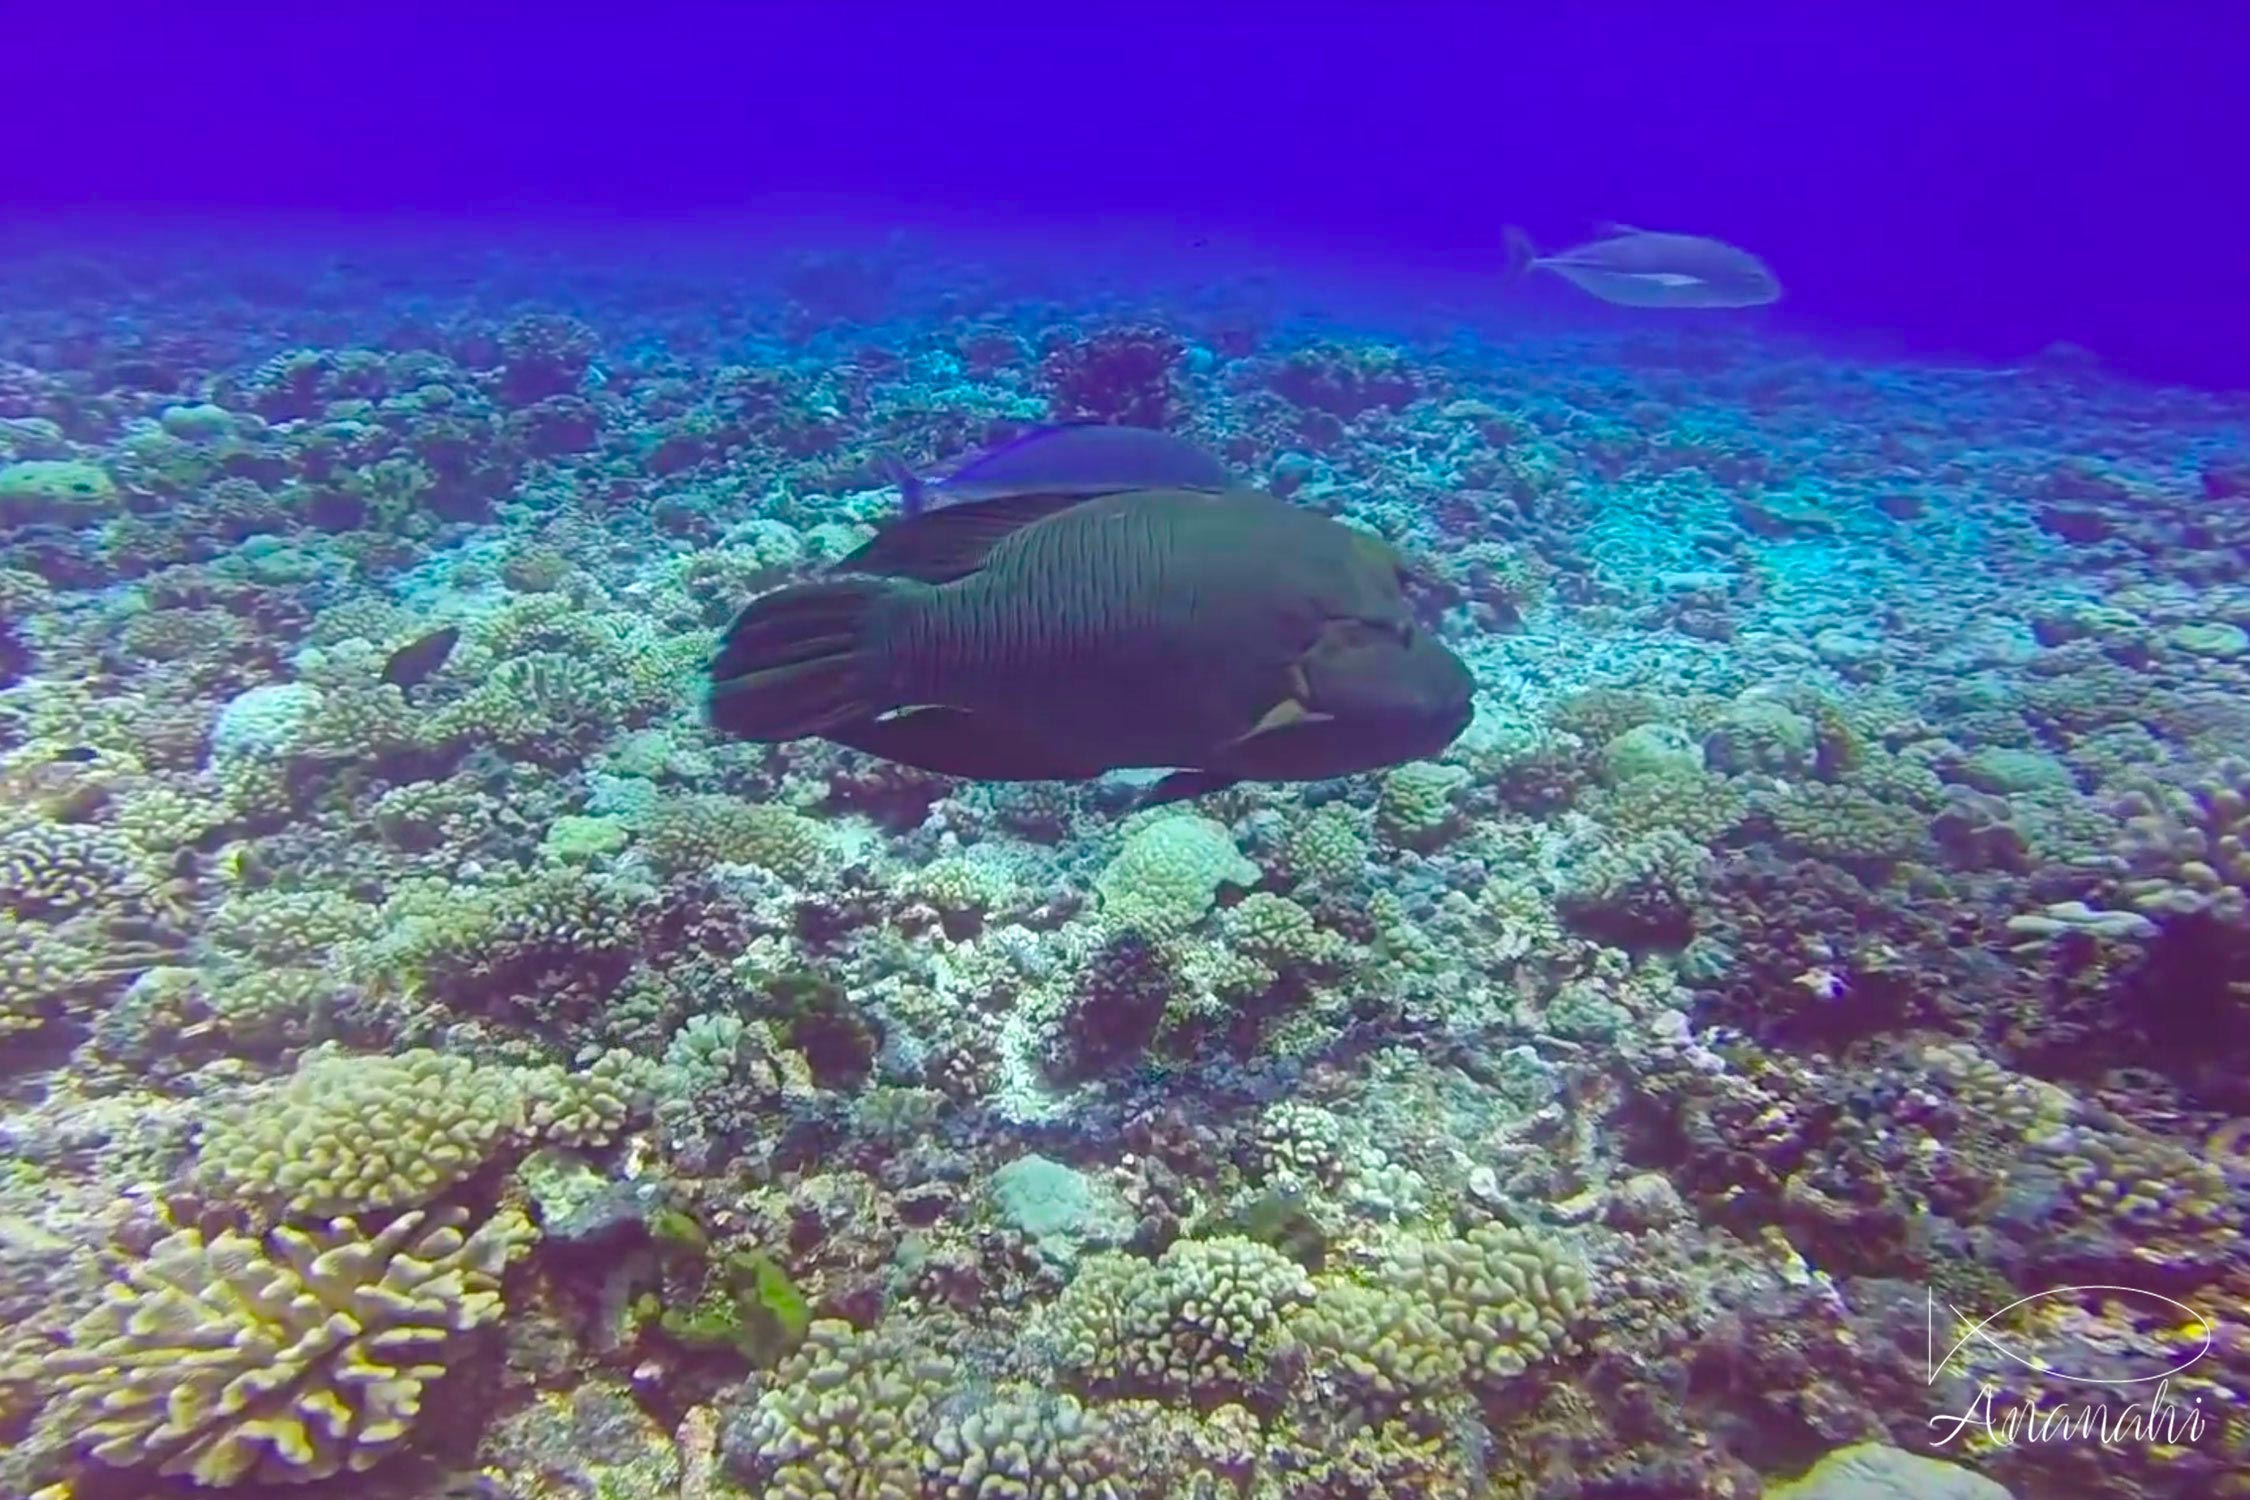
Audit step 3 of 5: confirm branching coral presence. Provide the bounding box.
[1556,829,1709,946]
[1377,1222,1589,1382]
[925,1389,1141,1500]
[1376,760,1470,848]
[1767,782,1927,866]
[734,1319,958,1500]
[0,820,147,918]
[199,1046,527,1216]
[2111,757,2250,924]
[1045,1235,1312,1399]
[41,1206,533,1486]
[640,792,832,881]
[1095,815,1259,937]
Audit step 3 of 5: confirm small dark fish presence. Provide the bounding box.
[705,486,1473,803]
[1504,223,1780,308]
[883,423,1233,516]
[382,625,461,689]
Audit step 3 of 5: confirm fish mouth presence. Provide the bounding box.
[1254,639,1474,776]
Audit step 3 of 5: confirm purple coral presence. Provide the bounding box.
[1041,324,1184,427]
[495,313,600,407]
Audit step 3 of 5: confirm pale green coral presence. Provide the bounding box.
[541,813,629,863]
[200,1046,525,1215]
[433,651,611,754]
[206,888,383,965]
[2111,757,2250,924]
[0,917,76,1035]
[1582,768,1746,842]
[1253,1098,1347,1187]
[1,914,168,1036]
[1600,722,1704,784]
[111,784,229,854]
[1285,1283,1466,1401]
[200,1044,651,1213]
[0,458,115,518]
[1095,814,1259,937]
[41,1205,533,1486]
[0,820,146,918]
[907,855,1016,916]
[518,1048,658,1148]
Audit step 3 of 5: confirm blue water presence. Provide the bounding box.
[14,7,2247,386]
[4,10,2249,1500]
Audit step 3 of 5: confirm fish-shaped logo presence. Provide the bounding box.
[1927,1286,2213,1387]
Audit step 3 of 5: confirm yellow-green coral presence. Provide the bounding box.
[433,651,610,754]
[1283,802,1367,887]
[2112,757,2250,925]
[0,458,116,516]
[1253,1099,1347,1186]
[1221,891,1325,965]
[200,1043,654,1212]
[1286,1283,1467,1400]
[200,1046,525,1215]
[0,916,76,1035]
[906,854,1016,916]
[0,820,146,918]
[206,888,383,965]
[1376,760,1470,847]
[640,793,831,880]
[1582,769,1747,843]
[41,1205,532,1487]
[2047,1122,2235,1240]
[0,914,167,1036]
[1046,1235,1311,1398]
[926,1389,1139,1500]
[1379,1222,1589,1382]
[110,784,228,854]
[738,1319,957,1500]
[518,1048,658,1148]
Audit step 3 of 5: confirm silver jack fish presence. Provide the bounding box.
[1504,224,1780,308]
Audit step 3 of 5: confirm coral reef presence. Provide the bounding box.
[1,225,2244,1500]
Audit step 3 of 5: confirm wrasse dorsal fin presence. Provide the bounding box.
[833,491,1094,583]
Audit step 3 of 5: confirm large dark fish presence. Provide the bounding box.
[381,625,461,689]
[883,423,1233,516]
[705,487,1473,804]
[1504,224,1780,308]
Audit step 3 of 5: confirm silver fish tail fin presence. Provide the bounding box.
[876,451,928,516]
[1502,226,1539,281]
